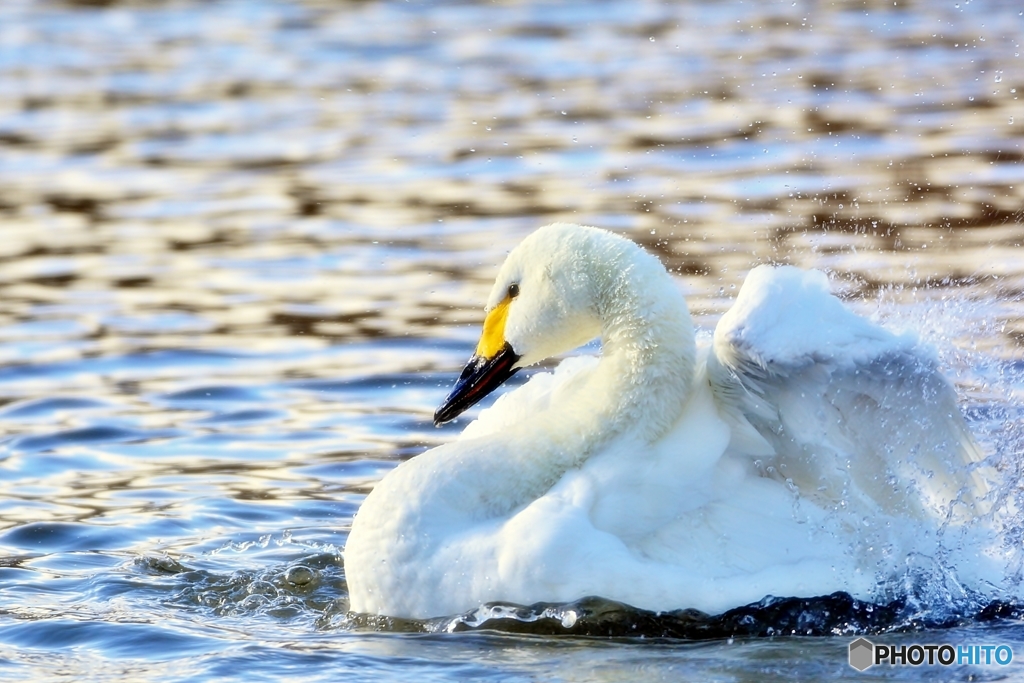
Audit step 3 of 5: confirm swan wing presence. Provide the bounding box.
[708,265,987,520]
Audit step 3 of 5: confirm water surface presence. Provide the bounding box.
[1,0,1024,680]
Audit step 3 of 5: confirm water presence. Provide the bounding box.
[1,0,1023,680]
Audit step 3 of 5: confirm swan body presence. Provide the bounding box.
[344,223,995,619]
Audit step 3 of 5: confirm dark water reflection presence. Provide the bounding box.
[1,0,1024,680]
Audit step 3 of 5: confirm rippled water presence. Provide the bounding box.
[1,0,1024,680]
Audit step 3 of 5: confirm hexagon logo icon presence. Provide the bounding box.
[849,637,874,671]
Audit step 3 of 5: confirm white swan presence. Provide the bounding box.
[345,223,996,619]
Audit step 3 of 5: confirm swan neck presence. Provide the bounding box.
[591,256,696,443]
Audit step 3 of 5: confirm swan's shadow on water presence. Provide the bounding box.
[411,594,1024,639]
[141,554,1024,640]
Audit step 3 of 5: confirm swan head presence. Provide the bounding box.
[434,223,629,425]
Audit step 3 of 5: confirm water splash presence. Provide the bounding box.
[142,553,347,622]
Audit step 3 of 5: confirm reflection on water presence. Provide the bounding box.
[1,0,1023,680]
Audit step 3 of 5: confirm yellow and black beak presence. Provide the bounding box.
[434,296,521,426]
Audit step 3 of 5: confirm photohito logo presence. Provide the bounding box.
[848,638,1013,671]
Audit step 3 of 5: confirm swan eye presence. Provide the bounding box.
[507,283,520,299]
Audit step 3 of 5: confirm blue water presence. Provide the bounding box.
[1,0,1024,680]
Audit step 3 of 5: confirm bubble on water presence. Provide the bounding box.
[285,565,316,586]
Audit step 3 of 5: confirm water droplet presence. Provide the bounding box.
[1011,116,1015,124]
[995,72,1003,83]
[649,36,655,42]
